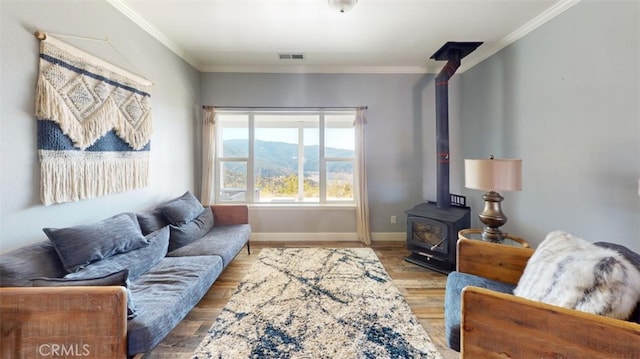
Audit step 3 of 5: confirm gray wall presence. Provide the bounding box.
[201,73,464,236]
[460,0,640,251]
[1,1,201,252]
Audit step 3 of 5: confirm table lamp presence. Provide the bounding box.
[464,156,522,242]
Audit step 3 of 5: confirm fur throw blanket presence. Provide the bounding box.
[514,231,640,320]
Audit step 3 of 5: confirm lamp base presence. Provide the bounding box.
[481,226,505,242]
[478,191,507,243]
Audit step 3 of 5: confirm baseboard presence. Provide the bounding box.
[250,232,406,242]
[372,232,406,241]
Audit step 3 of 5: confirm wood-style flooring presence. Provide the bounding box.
[141,241,459,358]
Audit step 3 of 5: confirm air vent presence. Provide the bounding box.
[278,53,305,60]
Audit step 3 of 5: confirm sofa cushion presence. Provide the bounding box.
[445,271,516,352]
[161,191,204,225]
[167,207,214,252]
[167,224,251,267]
[64,226,170,282]
[127,256,223,355]
[0,241,66,287]
[44,212,149,273]
[514,231,640,321]
[31,269,137,319]
[137,207,170,235]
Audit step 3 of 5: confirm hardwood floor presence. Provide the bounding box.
[142,241,459,358]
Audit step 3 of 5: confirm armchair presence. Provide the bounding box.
[446,238,640,358]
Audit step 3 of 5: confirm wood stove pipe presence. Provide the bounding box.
[434,53,460,209]
[430,42,483,209]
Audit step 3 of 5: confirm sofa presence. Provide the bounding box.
[445,233,640,358]
[0,191,251,358]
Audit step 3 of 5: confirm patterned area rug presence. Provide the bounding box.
[193,248,442,358]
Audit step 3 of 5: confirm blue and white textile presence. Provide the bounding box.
[35,35,153,205]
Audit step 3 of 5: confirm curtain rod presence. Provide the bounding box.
[202,106,367,110]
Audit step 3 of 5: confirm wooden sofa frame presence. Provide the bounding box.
[457,238,640,358]
[0,205,249,359]
[0,286,128,359]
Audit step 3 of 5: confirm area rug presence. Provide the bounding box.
[193,248,442,358]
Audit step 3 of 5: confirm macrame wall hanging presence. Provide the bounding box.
[34,31,154,205]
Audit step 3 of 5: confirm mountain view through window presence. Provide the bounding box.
[216,111,355,204]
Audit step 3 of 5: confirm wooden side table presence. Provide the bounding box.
[458,228,530,248]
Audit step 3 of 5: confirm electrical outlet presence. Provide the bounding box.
[390,215,397,224]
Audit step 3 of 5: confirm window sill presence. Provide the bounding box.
[248,203,356,210]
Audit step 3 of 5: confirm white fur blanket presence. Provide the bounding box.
[514,231,640,320]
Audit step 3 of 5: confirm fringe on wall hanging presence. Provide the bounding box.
[34,31,154,205]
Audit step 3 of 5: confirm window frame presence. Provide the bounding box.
[214,110,356,206]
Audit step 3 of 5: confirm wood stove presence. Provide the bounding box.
[405,202,470,274]
[404,41,480,273]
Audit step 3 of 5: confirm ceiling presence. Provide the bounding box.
[106,0,579,74]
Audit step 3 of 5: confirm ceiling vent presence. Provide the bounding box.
[278,53,305,60]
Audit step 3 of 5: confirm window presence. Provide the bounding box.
[215,110,356,204]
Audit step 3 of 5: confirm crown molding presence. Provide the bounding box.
[459,0,581,73]
[105,0,200,69]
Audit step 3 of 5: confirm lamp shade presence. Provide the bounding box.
[465,158,522,192]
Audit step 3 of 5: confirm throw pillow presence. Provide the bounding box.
[137,207,170,235]
[31,269,137,319]
[168,207,214,252]
[160,191,205,225]
[514,230,640,320]
[44,212,149,273]
[64,226,170,282]
[0,241,67,287]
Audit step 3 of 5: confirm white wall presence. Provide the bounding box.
[201,73,464,236]
[1,1,201,252]
[460,0,640,251]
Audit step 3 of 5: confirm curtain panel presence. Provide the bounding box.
[354,108,372,245]
[200,106,216,205]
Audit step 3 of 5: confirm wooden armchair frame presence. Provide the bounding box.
[457,238,640,358]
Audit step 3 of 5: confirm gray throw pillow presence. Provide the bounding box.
[31,269,137,319]
[0,241,66,287]
[64,226,170,282]
[168,207,214,252]
[137,207,170,235]
[161,191,205,225]
[44,212,150,273]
